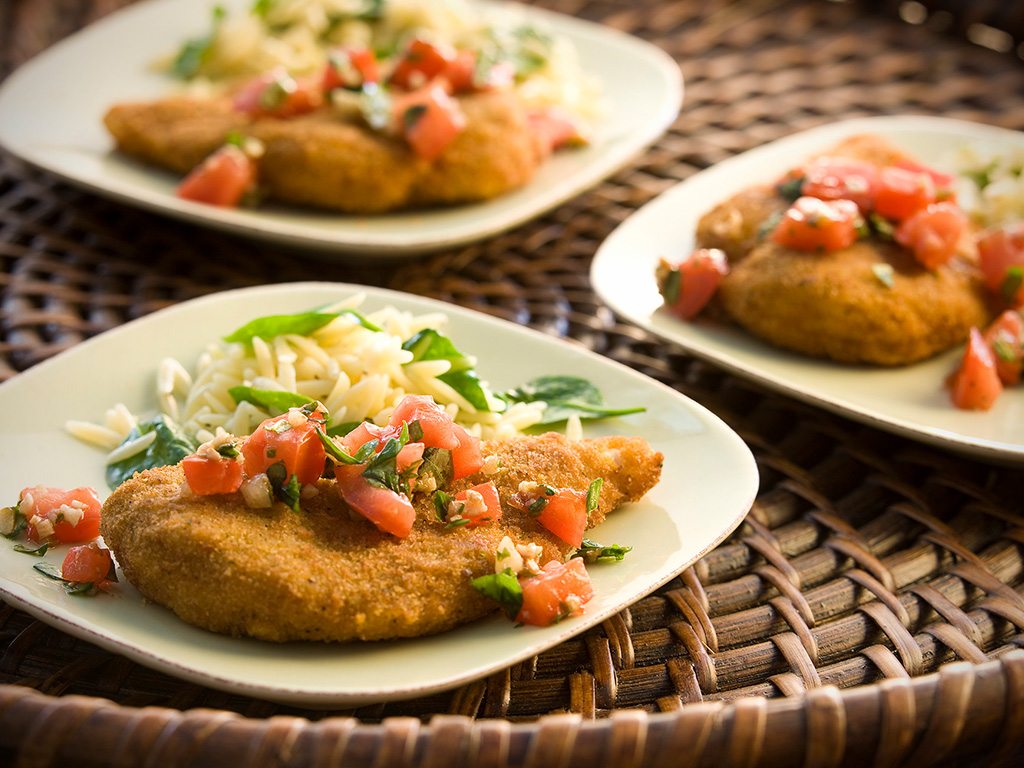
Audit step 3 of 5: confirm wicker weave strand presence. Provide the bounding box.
[1,652,1023,767]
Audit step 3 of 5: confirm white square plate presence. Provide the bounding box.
[0,283,756,706]
[0,0,682,258]
[591,115,1024,464]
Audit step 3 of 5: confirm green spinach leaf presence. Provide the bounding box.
[106,416,199,489]
[503,376,644,424]
[402,329,491,411]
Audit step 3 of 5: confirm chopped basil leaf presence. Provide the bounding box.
[528,496,548,515]
[266,462,303,513]
[993,338,1018,363]
[402,104,428,131]
[471,568,523,619]
[574,539,632,564]
[1002,267,1024,305]
[171,5,225,79]
[14,541,50,556]
[361,423,412,494]
[661,267,682,305]
[503,376,644,424]
[419,447,454,491]
[433,490,455,521]
[446,517,470,529]
[870,213,896,241]
[871,263,895,289]
[776,172,804,201]
[2,506,27,539]
[32,562,103,596]
[757,209,786,240]
[585,478,602,517]
[229,386,313,414]
[402,329,491,411]
[106,415,198,489]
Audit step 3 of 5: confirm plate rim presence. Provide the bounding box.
[0,282,757,705]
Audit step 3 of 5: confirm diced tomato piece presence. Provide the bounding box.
[387,395,460,450]
[951,327,1003,411]
[439,49,478,93]
[339,421,385,454]
[892,157,957,201]
[658,248,729,320]
[177,144,257,208]
[983,309,1024,385]
[322,46,380,91]
[527,107,585,156]
[62,543,116,585]
[437,49,515,93]
[394,84,465,161]
[450,424,484,479]
[894,201,967,270]
[242,409,327,485]
[874,165,937,221]
[389,38,456,91]
[334,463,416,537]
[800,156,880,211]
[232,68,322,117]
[771,196,861,253]
[397,441,425,472]
[453,481,501,525]
[978,223,1024,308]
[182,454,244,495]
[19,486,101,544]
[516,559,594,626]
[532,487,588,547]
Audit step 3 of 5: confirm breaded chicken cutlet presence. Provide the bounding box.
[99,433,662,643]
[693,134,993,365]
[104,91,545,214]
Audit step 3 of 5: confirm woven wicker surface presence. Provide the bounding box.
[2,0,1024,765]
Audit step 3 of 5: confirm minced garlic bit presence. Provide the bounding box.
[447,489,485,523]
[286,408,309,428]
[30,515,54,540]
[494,535,523,574]
[196,432,236,460]
[240,474,273,508]
[0,506,15,537]
[19,492,34,516]
[56,503,84,528]
[481,455,502,476]
[515,542,543,576]
[494,536,543,576]
[517,480,540,495]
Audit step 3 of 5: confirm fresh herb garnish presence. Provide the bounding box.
[14,541,50,556]
[266,462,303,513]
[471,568,523,619]
[229,386,313,414]
[1,504,27,540]
[171,5,225,79]
[32,561,112,596]
[224,309,379,345]
[503,376,645,424]
[106,415,198,489]
[1001,267,1024,305]
[433,490,455,522]
[585,478,602,517]
[402,329,491,411]
[573,539,632,564]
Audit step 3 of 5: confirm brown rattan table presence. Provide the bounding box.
[2,0,1024,765]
